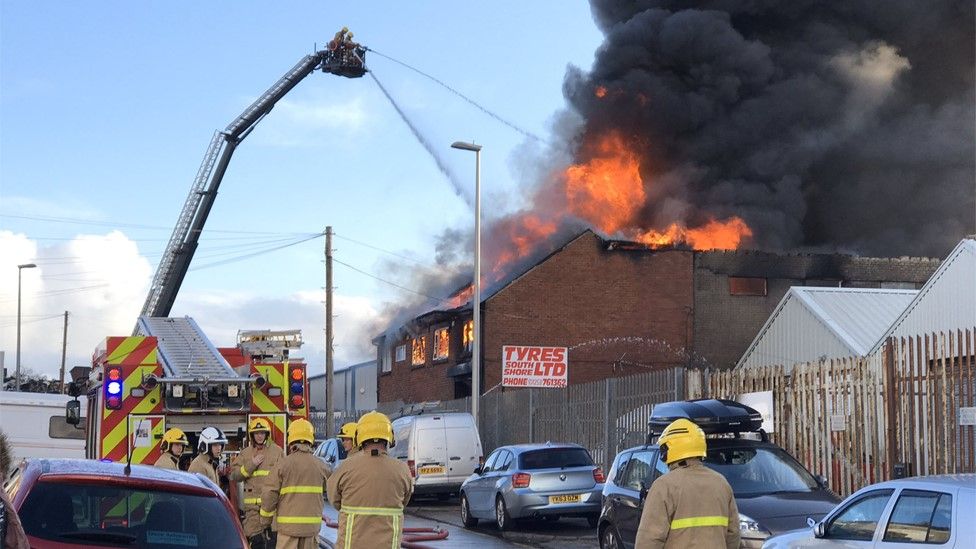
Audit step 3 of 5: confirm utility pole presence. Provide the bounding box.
[59,311,69,393]
[325,227,335,438]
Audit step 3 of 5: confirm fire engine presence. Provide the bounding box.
[64,32,368,468]
[76,318,307,466]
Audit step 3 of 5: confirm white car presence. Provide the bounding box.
[763,474,975,548]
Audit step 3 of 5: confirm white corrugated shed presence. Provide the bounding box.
[737,287,918,370]
[869,238,976,353]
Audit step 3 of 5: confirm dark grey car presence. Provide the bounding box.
[460,443,605,530]
[598,438,841,549]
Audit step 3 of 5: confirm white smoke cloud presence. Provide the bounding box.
[0,230,379,383]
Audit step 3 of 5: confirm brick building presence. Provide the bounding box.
[374,230,939,405]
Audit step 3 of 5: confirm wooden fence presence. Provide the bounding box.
[688,328,975,495]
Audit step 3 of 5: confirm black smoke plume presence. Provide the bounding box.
[571,0,974,256]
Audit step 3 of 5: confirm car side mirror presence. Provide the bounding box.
[813,521,826,538]
[65,399,82,426]
[473,466,483,475]
[815,474,828,487]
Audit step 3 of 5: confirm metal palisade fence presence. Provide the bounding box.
[330,327,973,497]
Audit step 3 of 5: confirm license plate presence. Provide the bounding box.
[549,494,582,504]
[418,466,445,475]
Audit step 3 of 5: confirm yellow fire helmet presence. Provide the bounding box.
[161,428,189,451]
[249,417,272,434]
[658,418,706,465]
[355,411,394,448]
[337,422,358,440]
[287,418,315,446]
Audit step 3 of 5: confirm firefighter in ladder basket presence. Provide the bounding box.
[260,419,331,549]
[231,418,285,549]
[327,411,413,549]
[154,428,188,470]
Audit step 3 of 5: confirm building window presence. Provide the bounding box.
[433,328,450,361]
[462,320,474,354]
[395,344,406,363]
[729,277,767,296]
[412,337,427,366]
[382,346,392,373]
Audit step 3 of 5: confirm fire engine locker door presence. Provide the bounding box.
[248,413,287,450]
[128,415,165,466]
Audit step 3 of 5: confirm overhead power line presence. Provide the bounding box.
[332,257,451,306]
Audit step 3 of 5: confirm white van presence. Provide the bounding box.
[0,392,87,472]
[390,412,483,497]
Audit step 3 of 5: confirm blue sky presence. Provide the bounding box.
[0,1,604,377]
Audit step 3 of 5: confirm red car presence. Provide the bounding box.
[5,458,247,548]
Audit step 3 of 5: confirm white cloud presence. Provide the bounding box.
[0,230,379,384]
[246,94,371,148]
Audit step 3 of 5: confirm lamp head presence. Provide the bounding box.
[451,141,482,152]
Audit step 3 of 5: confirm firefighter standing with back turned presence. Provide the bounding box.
[635,418,740,549]
[327,411,413,549]
[260,418,331,549]
[336,422,359,458]
[231,418,285,549]
[154,428,188,470]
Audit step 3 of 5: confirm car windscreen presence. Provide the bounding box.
[519,448,594,470]
[19,479,243,548]
[703,446,819,497]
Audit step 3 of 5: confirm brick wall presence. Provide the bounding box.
[376,316,471,405]
[482,232,695,389]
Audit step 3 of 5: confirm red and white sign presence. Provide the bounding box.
[502,345,568,388]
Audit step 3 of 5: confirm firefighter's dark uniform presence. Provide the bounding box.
[230,440,284,542]
[260,420,331,549]
[327,412,413,549]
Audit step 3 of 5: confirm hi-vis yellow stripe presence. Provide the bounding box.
[670,516,730,529]
[252,470,270,477]
[281,486,322,495]
[260,509,275,518]
[277,516,322,524]
[243,497,262,505]
[341,505,403,516]
[106,337,157,365]
[252,365,284,413]
[101,365,163,460]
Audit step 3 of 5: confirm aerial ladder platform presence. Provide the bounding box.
[136,316,238,380]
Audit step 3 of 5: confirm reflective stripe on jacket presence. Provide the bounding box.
[327,448,413,549]
[260,445,332,538]
[635,459,740,549]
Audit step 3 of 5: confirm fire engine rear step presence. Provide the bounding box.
[137,316,238,379]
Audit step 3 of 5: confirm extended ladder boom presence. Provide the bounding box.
[140,43,366,319]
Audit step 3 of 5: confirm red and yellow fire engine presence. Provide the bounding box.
[80,317,308,467]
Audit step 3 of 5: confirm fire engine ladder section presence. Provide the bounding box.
[138,46,367,323]
[137,316,239,381]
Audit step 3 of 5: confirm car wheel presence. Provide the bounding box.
[460,493,478,528]
[587,514,600,528]
[600,524,622,549]
[495,495,512,531]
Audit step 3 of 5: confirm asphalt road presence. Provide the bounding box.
[404,497,599,549]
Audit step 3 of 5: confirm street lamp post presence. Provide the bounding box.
[451,141,482,428]
[16,263,37,391]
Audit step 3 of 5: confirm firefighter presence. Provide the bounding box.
[337,422,358,458]
[231,418,285,549]
[259,419,331,549]
[635,418,740,549]
[326,411,412,549]
[188,426,227,486]
[154,428,188,470]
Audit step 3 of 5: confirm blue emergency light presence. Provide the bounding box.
[105,366,124,409]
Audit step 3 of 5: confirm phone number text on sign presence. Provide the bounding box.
[502,345,568,388]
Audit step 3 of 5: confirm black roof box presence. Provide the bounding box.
[648,399,763,435]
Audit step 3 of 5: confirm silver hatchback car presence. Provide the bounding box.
[459,443,605,530]
[764,474,975,548]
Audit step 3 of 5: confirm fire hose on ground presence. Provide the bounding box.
[322,515,450,549]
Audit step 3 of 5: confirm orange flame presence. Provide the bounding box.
[595,85,608,98]
[564,132,644,234]
[636,217,753,250]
